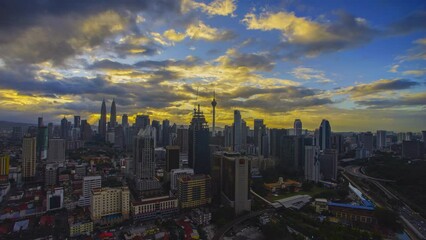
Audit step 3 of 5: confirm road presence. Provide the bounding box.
[345,165,426,239]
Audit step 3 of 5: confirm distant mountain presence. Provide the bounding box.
[0,120,35,130]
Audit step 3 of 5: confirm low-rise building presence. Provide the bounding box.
[132,195,178,222]
[191,208,211,226]
[314,198,328,213]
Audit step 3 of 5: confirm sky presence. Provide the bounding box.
[0,0,425,132]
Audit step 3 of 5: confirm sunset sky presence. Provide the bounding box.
[0,0,425,132]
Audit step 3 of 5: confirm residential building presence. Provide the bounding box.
[78,175,101,207]
[22,135,37,179]
[170,168,194,190]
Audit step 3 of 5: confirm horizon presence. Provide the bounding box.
[0,1,425,132]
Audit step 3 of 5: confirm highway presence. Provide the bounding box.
[344,165,426,239]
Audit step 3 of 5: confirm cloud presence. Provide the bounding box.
[389,64,399,73]
[182,0,236,16]
[291,67,332,83]
[242,10,376,57]
[343,79,420,97]
[216,48,275,71]
[355,92,426,109]
[186,21,235,41]
[402,69,426,76]
[388,11,426,35]
[163,29,186,42]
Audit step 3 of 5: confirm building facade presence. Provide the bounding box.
[177,174,212,209]
[132,195,179,222]
[90,187,130,224]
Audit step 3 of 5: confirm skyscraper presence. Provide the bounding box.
[122,114,129,127]
[176,126,189,153]
[305,146,320,183]
[319,119,331,150]
[376,130,387,150]
[254,119,263,150]
[60,117,68,140]
[79,175,101,207]
[110,99,117,128]
[74,116,81,128]
[133,126,160,191]
[22,135,37,179]
[98,99,107,140]
[37,126,48,161]
[211,91,217,136]
[0,154,10,182]
[38,117,44,128]
[47,138,65,163]
[214,152,251,215]
[294,119,302,136]
[233,110,242,152]
[135,115,150,133]
[162,119,170,146]
[188,105,210,175]
[319,149,338,180]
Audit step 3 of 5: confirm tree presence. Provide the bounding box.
[374,208,403,233]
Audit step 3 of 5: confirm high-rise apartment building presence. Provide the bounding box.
[90,187,130,224]
[188,105,210,175]
[319,119,331,150]
[22,135,37,179]
[376,130,387,150]
[177,174,212,209]
[47,138,66,163]
[305,146,320,183]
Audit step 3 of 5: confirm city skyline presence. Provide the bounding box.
[0,1,425,132]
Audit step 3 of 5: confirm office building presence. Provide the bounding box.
[80,120,92,141]
[166,146,180,171]
[215,152,251,215]
[254,119,264,150]
[122,114,129,128]
[319,119,331,150]
[74,116,81,128]
[98,99,107,140]
[331,133,344,155]
[133,126,161,191]
[47,138,66,163]
[376,130,387,150]
[37,126,48,161]
[177,174,212,209]
[188,105,210,175]
[151,120,161,147]
[233,110,242,152]
[224,125,233,149]
[90,187,130,224]
[177,126,189,153]
[305,146,320,183]
[294,119,302,136]
[319,149,338,181]
[132,195,179,222]
[60,117,69,140]
[47,187,64,211]
[170,168,194,190]
[0,154,9,182]
[110,99,117,129]
[22,135,37,179]
[162,119,170,146]
[78,175,101,207]
[135,115,150,133]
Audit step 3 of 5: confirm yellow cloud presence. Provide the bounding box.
[242,12,340,44]
[193,0,236,16]
[186,21,232,41]
[163,29,186,42]
[402,69,426,76]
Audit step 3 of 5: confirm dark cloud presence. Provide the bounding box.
[346,79,420,97]
[388,11,426,35]
[224,52,275,71]
[88,59,133,70]
[355,93,426,109]
[0,0,185,65]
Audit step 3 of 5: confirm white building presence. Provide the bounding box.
[305,146,320,183]
[47,187,64,211]
[78,175,101,207]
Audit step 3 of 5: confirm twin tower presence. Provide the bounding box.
[98,99,116,139]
